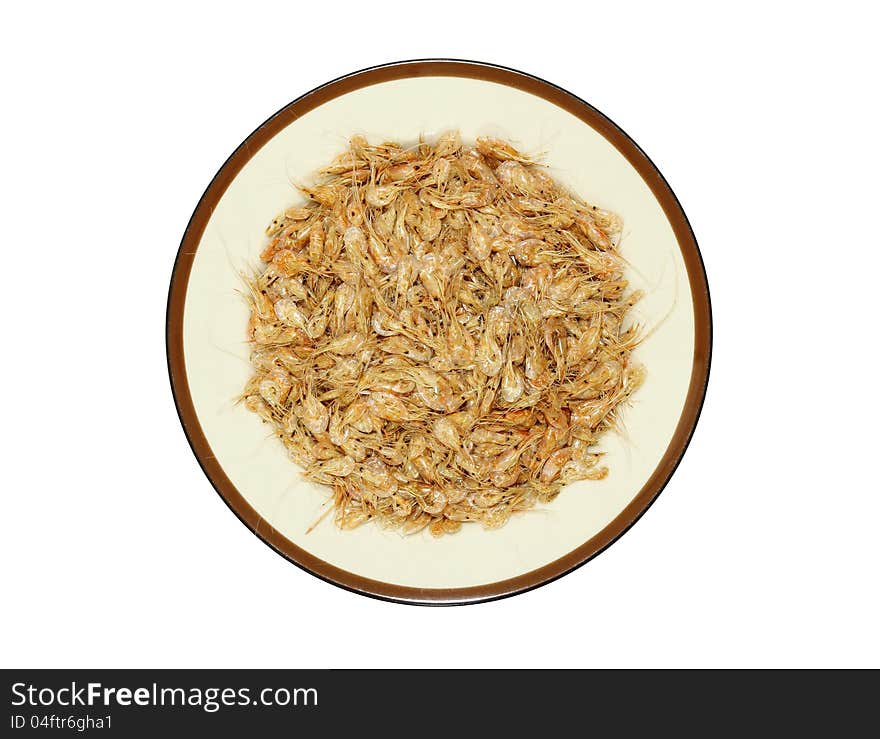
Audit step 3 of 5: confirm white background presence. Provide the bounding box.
[2,2,877,668]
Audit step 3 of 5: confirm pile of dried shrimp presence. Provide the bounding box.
[242,132,644,536]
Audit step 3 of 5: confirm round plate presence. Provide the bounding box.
[167,60,711,605]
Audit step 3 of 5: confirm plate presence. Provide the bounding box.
[166,60,711,605]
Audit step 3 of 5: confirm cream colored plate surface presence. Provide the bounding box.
[182,76,694,589]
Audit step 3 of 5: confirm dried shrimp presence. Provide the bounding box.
[241,132,644,536]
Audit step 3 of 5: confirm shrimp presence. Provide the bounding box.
[308,221,324,264]
[495,160,537,193]
[462,148,498,182]
[273,298,308,330]
[476,331,504,377]
[539,447,572,483]
[467,219,492,262]
[322,332,366,355]
[574,213,613,251]
[433,417,461,450]
[368,391,412,422]
[567,318,602,364]
[379,336,432,363]
[365,183,399,208]
[360,456,398,497]
[434,130,461,157]
[500,358,525,403]
[476,137,535,163]
[299,391,329,436]
[306,455,356,482]
[271,249,308,277]
[385,162,417,181]
[258,369,291,406]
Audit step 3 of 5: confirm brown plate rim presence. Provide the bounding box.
[166,59,713,606]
